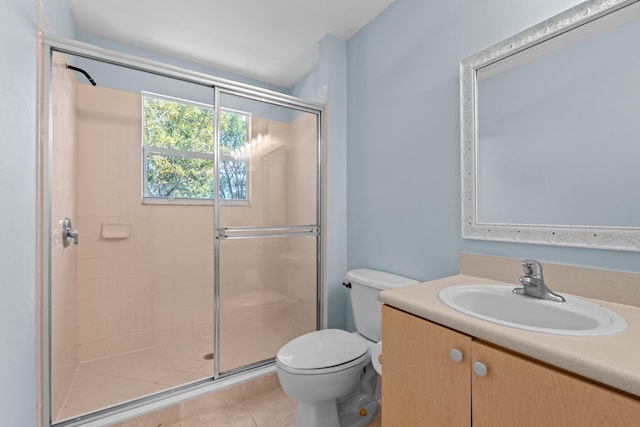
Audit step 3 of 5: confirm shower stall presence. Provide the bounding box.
[42,37,322,425]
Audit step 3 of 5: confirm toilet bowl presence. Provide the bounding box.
[276,268,419,427]
[277,329,375,427]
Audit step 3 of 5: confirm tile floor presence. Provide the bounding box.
[56,336,213,421]
[111,374,382,427]
[55,318,309,422]
[170,386,297,427]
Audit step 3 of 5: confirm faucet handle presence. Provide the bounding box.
[62,217,79,247]
[521,259,543,277]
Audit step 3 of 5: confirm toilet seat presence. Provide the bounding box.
[277,329,369,375]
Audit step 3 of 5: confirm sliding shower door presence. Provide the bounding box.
[45,39,322,426]
[215,90,320,374]
[48,52,217,422]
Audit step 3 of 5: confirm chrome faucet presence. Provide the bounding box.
[513,259,565,303]
[62,217,79,247]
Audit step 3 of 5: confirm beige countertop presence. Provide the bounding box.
[378,274,640,398]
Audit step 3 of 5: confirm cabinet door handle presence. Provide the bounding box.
[473,361,488,377]
[450,348,464,363]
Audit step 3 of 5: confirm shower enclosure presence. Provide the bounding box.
[42,38,322,425]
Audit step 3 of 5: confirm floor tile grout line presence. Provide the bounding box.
[242,396,261,427]
[55,363,82,422]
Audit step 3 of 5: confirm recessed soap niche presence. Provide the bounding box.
[102,221,130,239]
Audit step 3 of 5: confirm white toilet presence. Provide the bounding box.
[276,268,418,427]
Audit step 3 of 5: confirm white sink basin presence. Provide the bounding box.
[438,284,626,336]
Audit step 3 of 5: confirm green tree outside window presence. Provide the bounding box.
[143,93,249,202]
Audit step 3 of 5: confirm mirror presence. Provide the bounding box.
[461,0,640,251]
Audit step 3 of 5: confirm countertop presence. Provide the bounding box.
[378,274,640,398]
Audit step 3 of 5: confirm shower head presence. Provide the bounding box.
[67,64,97,86]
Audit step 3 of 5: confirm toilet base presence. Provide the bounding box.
[295,400,340,427]
[339,399,378,427]
[293,365,379,427]
[294,397,378,427]
[337,364,379,427]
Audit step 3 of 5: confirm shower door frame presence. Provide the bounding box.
[41,34,324,427]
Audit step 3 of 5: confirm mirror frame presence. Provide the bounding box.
[460,0,640,252]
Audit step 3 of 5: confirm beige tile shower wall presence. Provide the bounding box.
[285,113,318,332]
[76,85,215,362]
[50,52,80,418]
[217,112,318,337]
[218,118,290,332]
[75,87,319,363]
[216,114,319,370]
[287,113,317,225]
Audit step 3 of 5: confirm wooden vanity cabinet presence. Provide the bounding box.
[381,305,640,427]
[381,305,472,426]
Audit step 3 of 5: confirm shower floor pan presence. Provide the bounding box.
[55,317,309,422]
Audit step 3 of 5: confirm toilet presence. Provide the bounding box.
[276,268,419,427]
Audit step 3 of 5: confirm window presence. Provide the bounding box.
[142,92,249,203]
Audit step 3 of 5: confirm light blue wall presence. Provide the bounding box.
[318,35,348,329]
[0,0,38,425]
[346,0,640,288]
[40,0,76,37]
[347,0,473,282]
[292,34,349,329]
[77,34,288,94]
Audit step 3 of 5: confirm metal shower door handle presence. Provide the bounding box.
[63,217,79,247]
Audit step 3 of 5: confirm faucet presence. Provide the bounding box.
[512,259,565,303]
[62,217,79,247]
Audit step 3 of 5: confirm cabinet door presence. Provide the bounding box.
[472,340,640,427]
[382,306,472,427]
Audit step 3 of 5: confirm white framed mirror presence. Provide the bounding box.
[461,0,640,251]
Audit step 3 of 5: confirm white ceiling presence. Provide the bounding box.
[68,0,394,88]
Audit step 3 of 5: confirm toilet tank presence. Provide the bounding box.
[346,268,419,342]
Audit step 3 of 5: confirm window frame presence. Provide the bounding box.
[141,91,251,205]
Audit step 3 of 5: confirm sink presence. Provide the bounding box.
[438,284,626,336]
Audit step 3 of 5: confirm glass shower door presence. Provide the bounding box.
[48,51,217,422]
[45,37,324,426]
[215,90,320,374]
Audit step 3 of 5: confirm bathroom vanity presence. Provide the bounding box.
[379,255,640,426]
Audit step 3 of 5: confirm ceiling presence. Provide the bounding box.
[68,0,395,88]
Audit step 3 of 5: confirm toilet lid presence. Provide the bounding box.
[277,329,369,370]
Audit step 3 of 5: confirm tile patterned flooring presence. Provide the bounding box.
[170,387,298,427]
[108,372,298,427]
[112,377,382,427]
[54,315,383,426]
[55,318,309,422]
[56,336,214,421]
